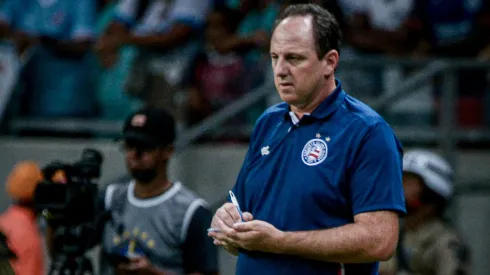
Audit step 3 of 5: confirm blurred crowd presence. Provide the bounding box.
[1,0,490,134]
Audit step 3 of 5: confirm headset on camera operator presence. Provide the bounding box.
[379,150,471,275]
[41,108,217,275]
[0,161,45,275]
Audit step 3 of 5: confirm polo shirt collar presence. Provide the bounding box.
[285,79,346,122]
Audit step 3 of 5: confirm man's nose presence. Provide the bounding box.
[274,58,289,78]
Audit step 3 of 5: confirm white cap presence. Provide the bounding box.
[403,150,454,199]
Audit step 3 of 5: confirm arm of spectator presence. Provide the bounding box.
[0,24,38,56]
[123,0,209,51]
[95,0,135,54]
[96,21,130,52]
[344,14,412,55]
[0,0,38,55]
[124,22,194,51]
[212,30,269,54]
[40,36,93,58]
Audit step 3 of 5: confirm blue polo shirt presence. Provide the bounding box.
[232,80,406,275]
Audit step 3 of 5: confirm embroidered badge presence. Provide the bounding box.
[301,138,328,166]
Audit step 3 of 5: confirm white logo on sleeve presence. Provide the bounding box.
[261,146,270,156]
[301,139,328,166]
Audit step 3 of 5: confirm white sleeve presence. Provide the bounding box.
[114,0,138,24]
[104,184,118,210]
[170,0,211,26]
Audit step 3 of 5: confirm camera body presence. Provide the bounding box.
[34,148,103,227]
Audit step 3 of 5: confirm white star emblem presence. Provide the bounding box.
[316,133,321,138]
[261,146,270,156]
[326,137,331,142]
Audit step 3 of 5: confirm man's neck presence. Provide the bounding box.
[291,77,337,119]
[133,178,173,199]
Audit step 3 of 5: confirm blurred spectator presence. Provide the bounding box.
[0,162,45,275]
[96,0,211,122]
[335,0,415,100]
[409,0,490,127]
[0,0,97,118]
[220,0,280,124]
[92,0,142,120]
[185,5,245,126]
[379,150,471,275]
[410,0,489,57]
[343,0,415,55]
[219,0,278,67]
[281,0,344,26]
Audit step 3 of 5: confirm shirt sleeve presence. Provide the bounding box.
[169,0,210,29]
[349,122,406,216]
[0,0,18,25]
[182,206,219,274]
[71,0,96,40]
[113,0,139,26]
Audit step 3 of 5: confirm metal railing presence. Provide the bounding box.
[6,56,490,156]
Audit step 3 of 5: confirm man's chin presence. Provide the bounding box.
[279,93,299,105]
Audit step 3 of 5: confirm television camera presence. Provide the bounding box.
[34,148,106,275]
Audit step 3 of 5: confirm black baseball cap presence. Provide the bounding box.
[121,108,176,147]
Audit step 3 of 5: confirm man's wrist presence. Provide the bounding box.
[270,230,288,254]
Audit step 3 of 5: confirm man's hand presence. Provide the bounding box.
[208,203,284,254]
[94,34,126,68]
[208,202,252,254]
[95,34,126,53]
[229,220,284,253]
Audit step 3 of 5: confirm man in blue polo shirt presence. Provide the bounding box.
[208,3,406,275]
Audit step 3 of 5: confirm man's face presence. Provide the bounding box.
[403,172,424,213]
[122,140,169,183]
[270,16,328,109]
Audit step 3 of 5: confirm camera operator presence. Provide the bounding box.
[0,161,45,275]
[97,108,219,275]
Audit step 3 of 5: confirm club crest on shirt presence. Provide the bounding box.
[301,138,328,166]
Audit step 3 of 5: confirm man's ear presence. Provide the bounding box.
[323,49,339,77]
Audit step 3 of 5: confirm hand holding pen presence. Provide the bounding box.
[208,191,247,233]
[208,192,283,254]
